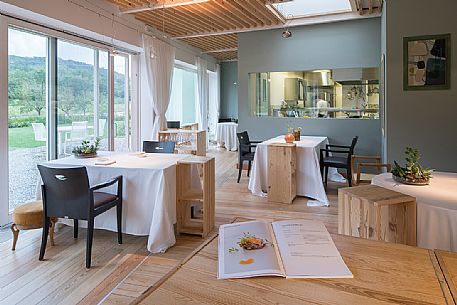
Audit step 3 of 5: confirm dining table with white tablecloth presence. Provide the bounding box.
[37,152,197,253]
[215,122,238,151]
[372,172,457,252]
[248,136,346,205]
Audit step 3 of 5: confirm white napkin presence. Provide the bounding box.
[95,158,116,165]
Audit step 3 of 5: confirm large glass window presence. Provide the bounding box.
[57,40,96,157]
[250,67,380,119]
[113,54,131,152]
[4,25,135,217]
[7,28,47,211]
[166,66,198,125]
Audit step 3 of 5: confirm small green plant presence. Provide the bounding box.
[392,147,432,182]
[72,138,101,155]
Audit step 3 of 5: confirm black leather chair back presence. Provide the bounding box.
[167,121,180,129]
[349,136,359,155]
[38,165,91,220]
[143,141,176,153]
[237,131,251,155]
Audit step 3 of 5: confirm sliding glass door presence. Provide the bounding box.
[57,40,96,157]
[1,24,136,223]
[7,28,47,212]
[113,54,131,152]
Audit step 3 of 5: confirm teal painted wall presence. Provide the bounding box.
[237,18,382,157]
[220,61,238,119]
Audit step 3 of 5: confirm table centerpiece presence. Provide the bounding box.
[391,147,432,185]
[72,138,101,158]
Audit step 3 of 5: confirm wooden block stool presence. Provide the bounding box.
[268,143,297,204]
[338,185,416,246]
[176,156,215,238]
[11,200,56,250]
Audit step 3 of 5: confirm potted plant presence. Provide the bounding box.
[72,138,101,158]
[391,147,432,185]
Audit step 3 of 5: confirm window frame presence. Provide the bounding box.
[0,16,139,224]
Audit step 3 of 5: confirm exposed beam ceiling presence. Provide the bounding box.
[110,0,383,61]
[119,0,210,14]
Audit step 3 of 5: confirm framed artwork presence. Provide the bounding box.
[403,34,451,90]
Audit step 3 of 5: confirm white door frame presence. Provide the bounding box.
[0,15,9,226]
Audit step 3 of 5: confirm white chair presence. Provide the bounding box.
[91,118,106,139]
[63,121,88,154]
[31,123,47,142]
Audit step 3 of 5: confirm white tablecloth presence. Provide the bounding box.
[38,152,193,253]
[248,136,345,205]
[372,172,457,252]
[216,122,238,151]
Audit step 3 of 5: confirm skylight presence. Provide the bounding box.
[271,0,352,19]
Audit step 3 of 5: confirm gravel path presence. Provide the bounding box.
[8,138,128,211]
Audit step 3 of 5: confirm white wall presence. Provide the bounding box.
[384,0,457,171]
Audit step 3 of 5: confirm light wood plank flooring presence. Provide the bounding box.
[0,148,344,305]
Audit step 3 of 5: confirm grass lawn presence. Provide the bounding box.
[8,126,45,150]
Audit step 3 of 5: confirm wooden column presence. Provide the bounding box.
[176,156,215,238]
[338,185,417,246]
[267,143,296,204]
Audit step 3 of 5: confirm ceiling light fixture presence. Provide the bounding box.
[282,28,292,38]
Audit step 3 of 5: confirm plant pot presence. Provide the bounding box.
[293,131,301,141]
[74,152,98,158]
[392,174,430,186]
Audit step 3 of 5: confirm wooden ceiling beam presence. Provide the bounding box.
[198,2,247,29]
[209,1,254,28]
[212,0,259,28]
[240,0,273,26]
[181,4,237,31]
[202,47,238,54]
[119,0,210,14]
[174,6,226,32]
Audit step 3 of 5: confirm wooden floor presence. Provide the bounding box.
[0,148,344,305]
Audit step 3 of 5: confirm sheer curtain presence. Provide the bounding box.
[196,57,209,135]
[142,35,175,140]
[208,66,220,140]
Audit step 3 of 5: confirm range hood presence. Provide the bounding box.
[302,70,334,87]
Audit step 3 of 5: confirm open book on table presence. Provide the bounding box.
[218,219,353,279]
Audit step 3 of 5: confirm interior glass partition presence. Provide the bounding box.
[250,68,380,119]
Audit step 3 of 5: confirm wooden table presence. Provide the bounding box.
[135,225,455,304]
[436,250,457,303]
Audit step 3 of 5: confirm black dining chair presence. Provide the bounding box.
[37,165,122,268]
[167,121,181,129]
[236,131,261,183]
[143,141,176,154]
[320,136,358,188]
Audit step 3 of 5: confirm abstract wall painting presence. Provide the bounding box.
[403,34,451,90]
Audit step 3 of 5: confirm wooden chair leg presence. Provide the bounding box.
[247,161,252,177]
[11,224,19,251]
[237,160,243,183]
[86,218,94,268]
[117,203,123,244]
[74,219,78,239]
[49,219,56,246]
[39,217,50,261]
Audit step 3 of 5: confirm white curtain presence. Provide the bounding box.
[196,57,209,135]
[142,35,175,140]
[207,66,220,140]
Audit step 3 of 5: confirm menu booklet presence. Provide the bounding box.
[218,219,353,279]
